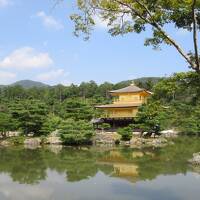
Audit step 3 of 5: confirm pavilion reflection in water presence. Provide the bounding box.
[1,137,200,185]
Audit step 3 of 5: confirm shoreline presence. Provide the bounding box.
[0,131,177,149]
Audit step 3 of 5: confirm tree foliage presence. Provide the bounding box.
[117,126,133,141]
[40,114,62,135]
[71,0,200,72]
[9,100,48,136]
[2,73,200,138]
[0,113,18,138]
[135,71,200,134]
[58,99,94,121]
[59,119,94,145]
[99,123,111,131]
[0,77,156,137]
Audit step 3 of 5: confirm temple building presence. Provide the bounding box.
[95,83,152,127]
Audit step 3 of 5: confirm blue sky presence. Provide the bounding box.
[0,0,195,85]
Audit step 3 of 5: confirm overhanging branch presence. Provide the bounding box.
[114,0,196,70]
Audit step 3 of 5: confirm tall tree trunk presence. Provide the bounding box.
[192,0,200,71]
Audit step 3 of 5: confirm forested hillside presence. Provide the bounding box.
[11,80,49,88]
[0,72,199,143]
[0,77,160,144]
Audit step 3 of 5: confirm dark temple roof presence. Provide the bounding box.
[109,84,146,94]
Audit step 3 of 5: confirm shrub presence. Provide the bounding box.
[117,126,133,141]
[99,123,111,131]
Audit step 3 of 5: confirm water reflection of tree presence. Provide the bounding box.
[0,147,113,184]
[1,137,200,185]
[49,149,107,182]
[97,137,200,182]
[0,147,47,184]
[126,138,200,181]
[136,137,200,181]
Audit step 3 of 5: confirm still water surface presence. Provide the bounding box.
[0,137,200,200]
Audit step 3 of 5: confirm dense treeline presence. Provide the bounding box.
[1,72,200,141]
[0,78,158,143]
[0,78,159,101]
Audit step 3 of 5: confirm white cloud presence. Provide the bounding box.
[36,11,64,30]
[94,16,108,29]
[0,0,11,7]
[0,47,53,70]
[36,69,70,85]
[60,80,71,86]
[0,70,16,84]
[94,14,132,29]
[176,29,190,36]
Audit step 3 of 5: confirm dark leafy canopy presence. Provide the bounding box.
[71,0,200,72]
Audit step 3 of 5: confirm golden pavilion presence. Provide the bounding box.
[95,83,151,126]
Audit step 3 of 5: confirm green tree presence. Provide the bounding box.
[153,72,200,104]
[0,113,18,138]
[79,81,98,98]
[59,99,94,121]
[135,101,167,131]
[59,119,94,145]
[71,0,200,72]
[134,72,200,133]
[10,100,48,136]
[117,126,133,141]
[97,82,113,98]
[40,114,62,135]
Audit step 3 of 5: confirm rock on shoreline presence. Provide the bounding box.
[160,129,179,138]
[188,153,200,165]
[24,138,41,149]
[130,137,169,148]
[0,129,175,148]
[93,131,172,147]
[93,132,121,145]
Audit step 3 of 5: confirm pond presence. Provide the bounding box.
[0,137,200,200]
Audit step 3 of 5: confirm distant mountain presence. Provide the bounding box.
[0,77,163,89]
[11,80,49,89]
[134,77,164,84]
[114,77,163,90]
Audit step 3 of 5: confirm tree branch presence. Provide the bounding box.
[192,0,200,71]
[114,0,196,70]
[152,23,195,69]
[133,0,153,18]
